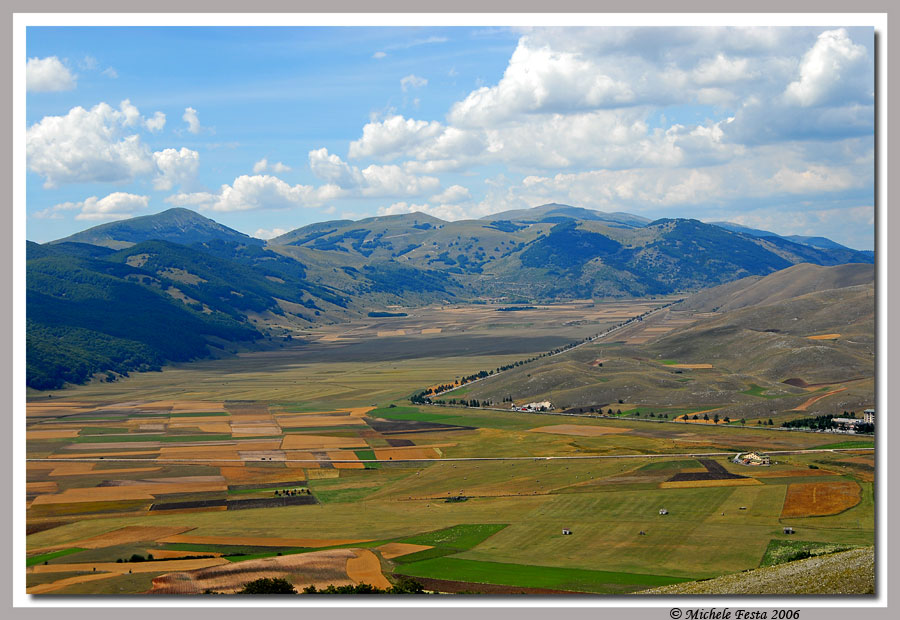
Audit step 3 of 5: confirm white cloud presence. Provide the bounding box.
[102,67,119,79]
[430,185,471,204]
[253,227,288,240]
[348,115,444,160]
[145,111,166,132]
[26,102,155,187]
[253,157,292,174]
[308,148,439,197]
[26,100,173,188]
[769,165,857,194]
[152,147,200,191]
[400,74,428,92]
[372,51,387,59]
[448,41,634,127]
[183,107,201,133]
[166,174,339,212]
[26,56,76,93]
[692,54,754,85]
[784,29,867,107]
[34,192,149,221]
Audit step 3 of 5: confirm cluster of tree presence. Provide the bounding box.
[782,415,874,433]
[116,553,154,563]
[234,577,427,595]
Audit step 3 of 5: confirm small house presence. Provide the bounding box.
[659,508,668,515]
[783,527,795,535]
[562,528,572,535]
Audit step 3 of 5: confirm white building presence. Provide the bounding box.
[864,409,875,424]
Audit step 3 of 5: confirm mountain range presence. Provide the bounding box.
[26,204,874,389]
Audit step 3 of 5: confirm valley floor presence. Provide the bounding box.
[24,300,875,595]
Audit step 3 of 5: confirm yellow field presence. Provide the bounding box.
[281,434,368,450]
[781,481,861,517]
[345,548,391,589]
[807,333,841,340]
[27,571,119,594]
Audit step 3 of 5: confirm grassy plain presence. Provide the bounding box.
[25,301,874,594]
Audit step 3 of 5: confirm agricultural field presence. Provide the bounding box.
[25,299,874,595]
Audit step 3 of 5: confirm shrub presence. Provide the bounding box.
[239,577,297,594]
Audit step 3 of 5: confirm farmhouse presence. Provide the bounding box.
[659,508,668,515]
[562,528,572,535]
[514,401,553,412]
[734,452,770,466]
[783,527,795,535]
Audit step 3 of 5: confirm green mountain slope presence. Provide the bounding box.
[52,207,263,249]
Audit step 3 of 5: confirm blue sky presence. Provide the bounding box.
[25,25,875,249]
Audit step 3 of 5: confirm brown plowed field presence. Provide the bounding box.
[149,549,356,594]
[345,548,391,589]
[781,481,861,517]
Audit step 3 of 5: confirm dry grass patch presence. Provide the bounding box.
[807,333,841,340]
[325,450,365,469]
[421,328,442,334]
[346,548,391,589]
[659,478,763,489]
[781,481,861,518]
[529,424,631,437]
[281,434,367,450]
[274,415,366,427]
[145,549,224,559]
[31,558,228,576]
[376,542,433,560]
[670,363,714,369]
[372,447,440,460]
[27,430,81,440]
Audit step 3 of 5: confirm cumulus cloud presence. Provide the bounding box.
[26,56,76,92]
[253,227,288,240]
[252,158,292,174]
[153,147,200,191]
[430,185,471,204]
[183,107,201,133]
[26,100,177,188]
[26,102,155,187]
[308,148,439,197]
[102,67,119,79]
[372,51,387,59]
[348,116,444,160]
[166,174,340,212]
[784,29,868,107]
[34,192,149,221]
[400,74,428,91]
[145,111,166,132]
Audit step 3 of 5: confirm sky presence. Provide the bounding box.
[24,25,875,249]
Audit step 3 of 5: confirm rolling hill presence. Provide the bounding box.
[51,207,264,249]
[29,204,874,389]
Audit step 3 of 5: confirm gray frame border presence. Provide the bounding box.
[4,2,894,619]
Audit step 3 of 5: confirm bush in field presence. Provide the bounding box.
[239,577,297,594]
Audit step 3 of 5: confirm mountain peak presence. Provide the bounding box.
[50,208,262,249]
